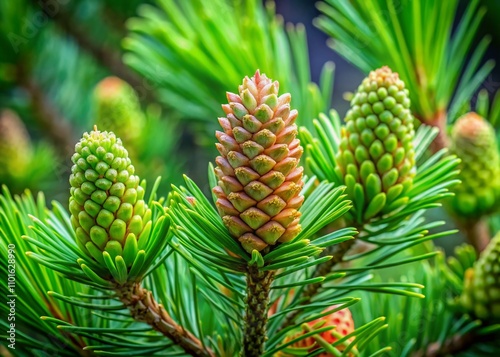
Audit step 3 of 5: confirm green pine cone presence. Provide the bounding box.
[460,231,500,320]
[213,70,304,254]
[449,112,500,217]
[0,109,32,179]
[69,127,151,276]
[335,66,416,223]
[94,77,145,148]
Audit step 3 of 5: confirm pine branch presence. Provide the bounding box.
[411,332,477,357]
[424,110,450,154]
[33,0,154,103]
[279,238,355,330]
[242,267,275,357]
[18,71,75,158]
[101,5,128,37]
[455,217,491,253]
[117,282,215,357]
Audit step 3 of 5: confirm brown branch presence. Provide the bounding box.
[34,0,155,103]
[279,238,355,330]
[411,332,477,357]
[117,282,215,357]
[101,5,128,37]
[19,74,75,158]
[454,217,491,253]
[421,109,449,154]
[242,268,275,357]
[17,0,159,158]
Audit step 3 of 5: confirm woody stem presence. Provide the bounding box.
[117,282,215,357]
[242,267,275,357]
[411,332,478,357]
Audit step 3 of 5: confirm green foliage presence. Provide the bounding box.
[352,243,500,356]
[315,0,494,123]
[0,165,458,356]
[124,0,334,135]
[168,171,455,356]
[0,0,499,355]
[0,187,92,356]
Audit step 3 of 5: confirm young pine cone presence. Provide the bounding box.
[213,70,304,254]
[449,112,500,217]
[460,231,500,320]
[0,109,32,179]
[69,127,151,271]
[336,66,416,222]
[94,77,145,148]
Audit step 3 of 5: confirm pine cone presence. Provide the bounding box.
[69,127,151,271]
[213,70,304,254]
[449,112,500,217]
[336,66,416,222]
[460,231,500,320]
[278,306,355,356]
[94,77,145,148]
[0,109,32,178]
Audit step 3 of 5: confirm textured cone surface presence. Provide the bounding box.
[94,77,145,147]
[278,306,355,356]
[213,70,304,254]
[69,128,150,268]
[336,66,415,222]
[449,112,500,217]
[0,109,32,178]
[460,232,500,320]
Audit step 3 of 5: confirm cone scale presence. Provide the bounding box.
[213,70,304,254]
[336,66,416,223]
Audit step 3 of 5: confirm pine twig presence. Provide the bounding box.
[455,217,491,253]
[117,282,215,357]
[279,238,355,330]
[242,267,275,357]
[19,73,75,158]
[425,109,449,154]
[411,332,477,357]
[33,0,155,103]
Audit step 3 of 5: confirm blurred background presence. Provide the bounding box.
[0,0,499,236]
[2,3,500,355]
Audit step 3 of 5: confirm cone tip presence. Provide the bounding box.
[454,112,491,139]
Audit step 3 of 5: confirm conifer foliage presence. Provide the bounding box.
[0,0,500,356]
